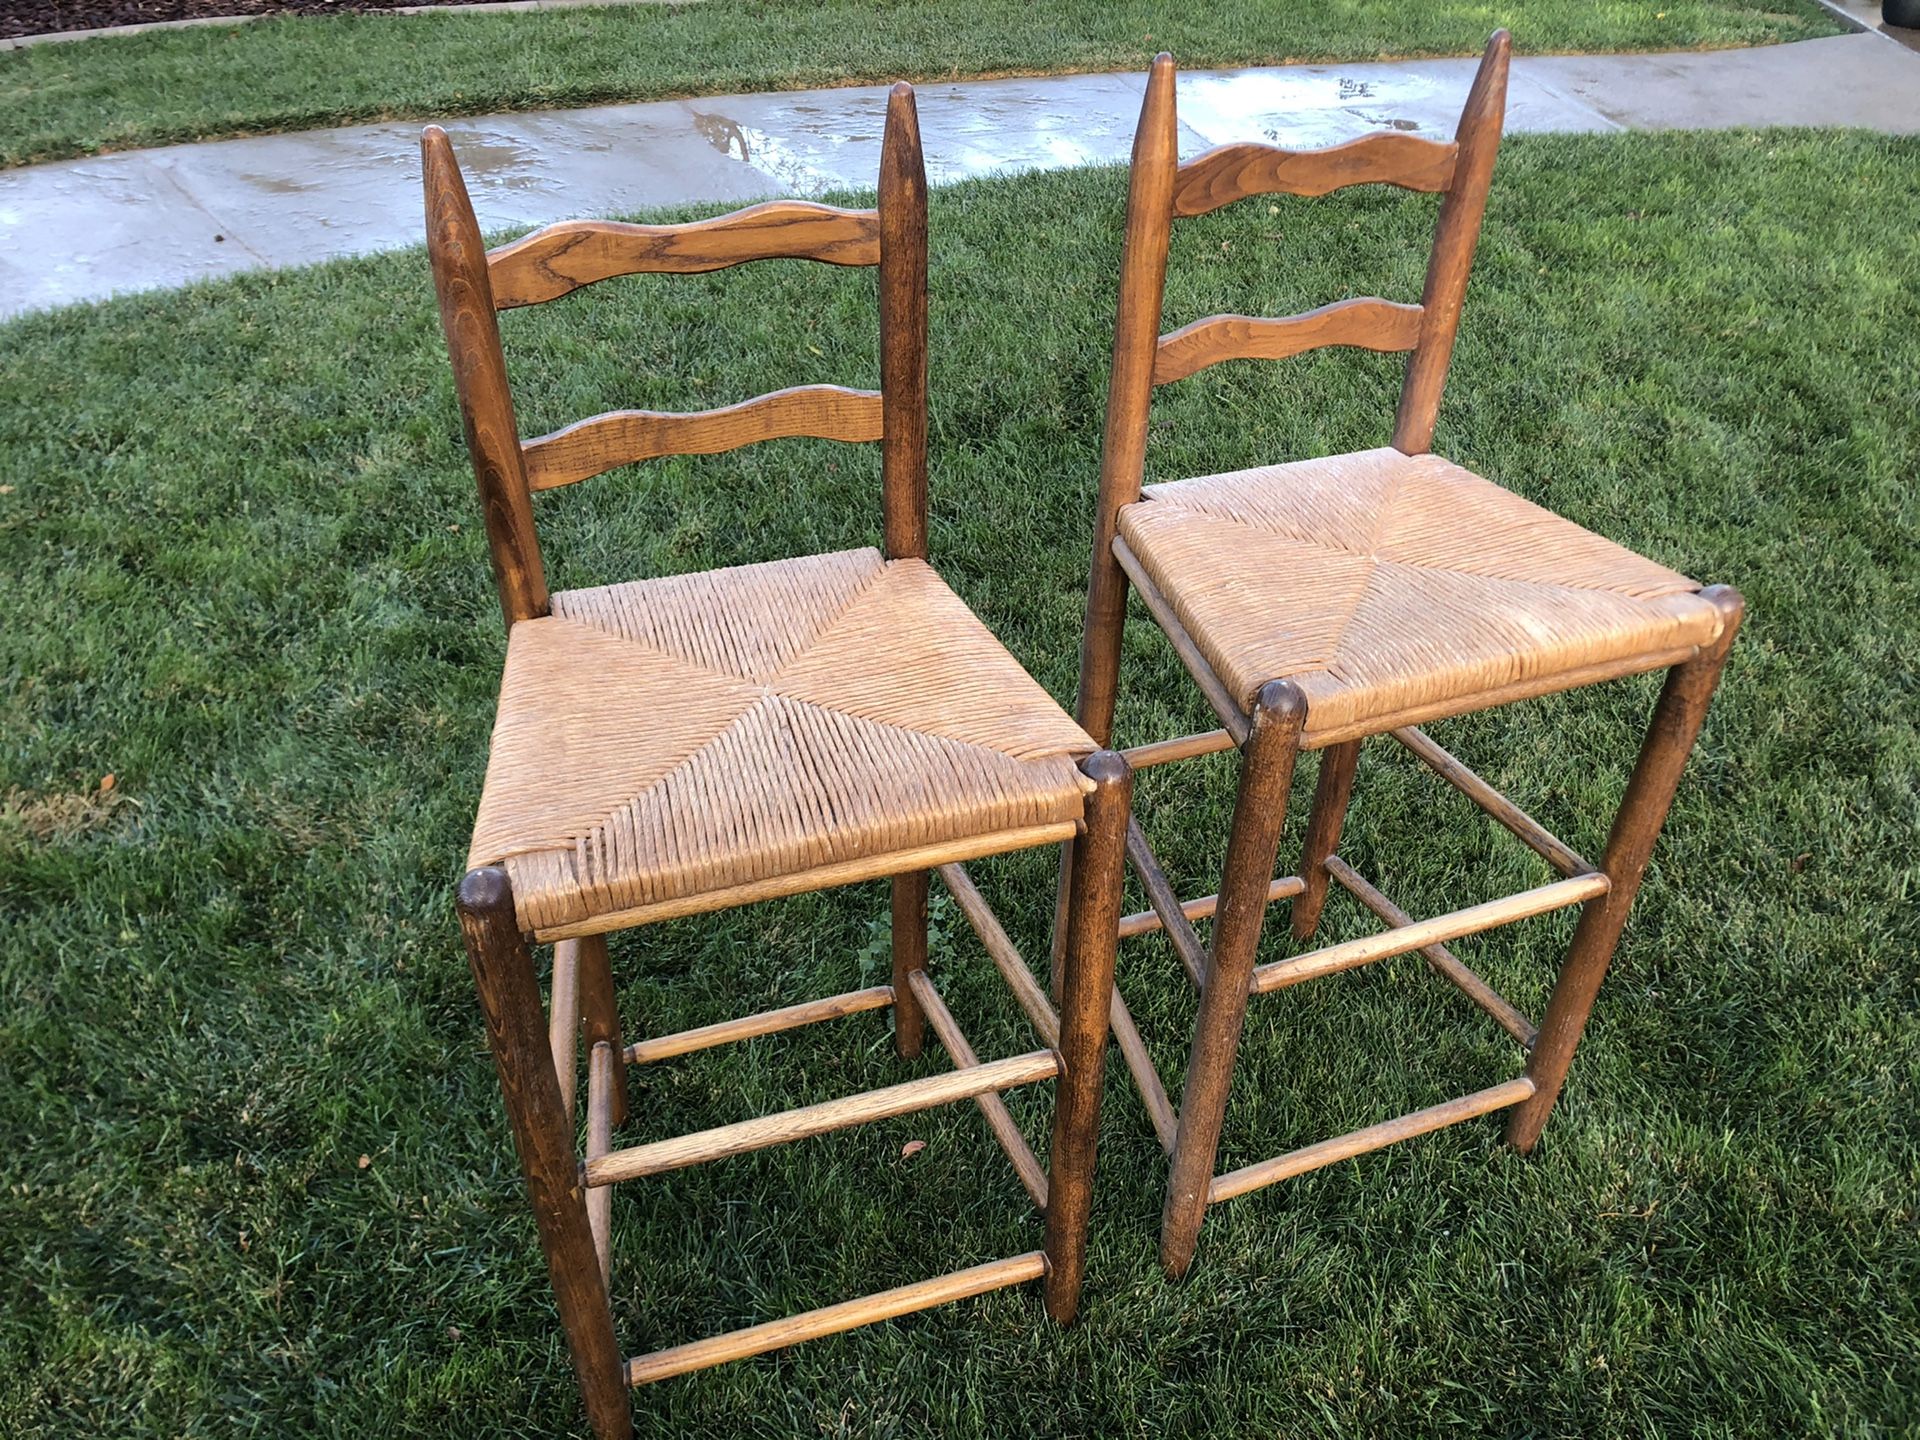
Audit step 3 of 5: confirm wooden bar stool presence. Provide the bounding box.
[424,85,1131,1440]
[1073,34,1744,1278]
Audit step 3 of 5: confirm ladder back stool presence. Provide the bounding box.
[1073,34,1744,1278]
[425,85,1132,1440]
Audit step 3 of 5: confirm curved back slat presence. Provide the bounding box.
[1171,134,1458,218]
[522,385,885,491]
[1152,299,1424,386]
[487,201,882,309]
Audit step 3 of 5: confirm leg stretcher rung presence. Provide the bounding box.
[1326,857,1538,1048]
[550,939,581,1122]
[936,861,1061,1048]
[585,1041,616,1283]
[1250,871,1609,994]
[1393,725,1595,877]
[1208,1076,1537,1204]
[624,1251,1048,1387]
[623,985,896,1066]
[905,969,1050,1211]
[1120,728,1236,770]
[1124,818,1211,987]
[585,1050,1059,1186]
[1118,874,1305,940]
[1108,978,1178,1153]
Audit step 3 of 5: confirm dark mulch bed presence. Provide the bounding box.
[5,0,518,42]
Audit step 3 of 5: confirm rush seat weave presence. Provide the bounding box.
[1116,447,1726,738]
[470,547,1095,932]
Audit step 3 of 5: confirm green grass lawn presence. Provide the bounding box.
[0,0,1846,169]
[3,128,1917,1437]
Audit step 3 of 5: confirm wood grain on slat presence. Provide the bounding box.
[1153,298,1424,385]
[626,1253,1046,1386]
[521,384,883,490]
[1172,134,1458,217]
[585,1050,1059,1185]
[487,201,882,308]
[1209,1077,1535,1203]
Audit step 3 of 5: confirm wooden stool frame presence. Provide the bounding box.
[1071,35,1744,1277]
[428,86,1131,1440]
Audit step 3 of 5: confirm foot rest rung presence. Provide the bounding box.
[626,1251,1047,1386]
[623,985,896,1066]
[906,969,1049,1211]
[935,861,1060,1048]
[1117,874,1305,940]
[585,1049,1059,1186]
[1250,872,1609,994]
[1327,857,1538,1048]
[1393,725,1596,877]
[1119,729,1236,770]
[1108,977,1178,1153]
[1209,1076,1536,1203]
[585,1041,615,1283]
[1124,818,1210,987]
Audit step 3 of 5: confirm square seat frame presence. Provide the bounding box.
[1068,34,1745,1278]
[426,85,1132,1440]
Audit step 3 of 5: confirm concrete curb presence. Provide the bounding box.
[4,34,1917,318]
[0,0,695,51]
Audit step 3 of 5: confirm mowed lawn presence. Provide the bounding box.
[2,129,1916,1437]
[0,0,1844,167]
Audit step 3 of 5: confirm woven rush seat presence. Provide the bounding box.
[1116,447,1726,741]
[469,547,1096,933]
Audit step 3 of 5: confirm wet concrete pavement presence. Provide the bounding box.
[3,32,1916,317]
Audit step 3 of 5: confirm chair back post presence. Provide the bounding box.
[422,125,550,629]
[1392,30,1511,455]
[1076,54,1179,747]
[878,83,931,561]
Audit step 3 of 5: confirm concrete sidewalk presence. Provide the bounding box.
[2,32,1916,318]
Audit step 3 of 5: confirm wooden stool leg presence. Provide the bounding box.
[1160,681,1308,1278]
[1043,751,1134,1323]
[1047,838,1075,995]
[577,934,630,1130]
[1506,587,1744,1154]
[458,868,632,1440]
[1291,738,1361,941]
[891,871,930,1060]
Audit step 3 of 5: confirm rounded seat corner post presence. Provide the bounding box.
[1159,681,1308,1278]
[455,866,631,1440]
[1043,748,1135,1323]
[1506,583,1744,1153]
